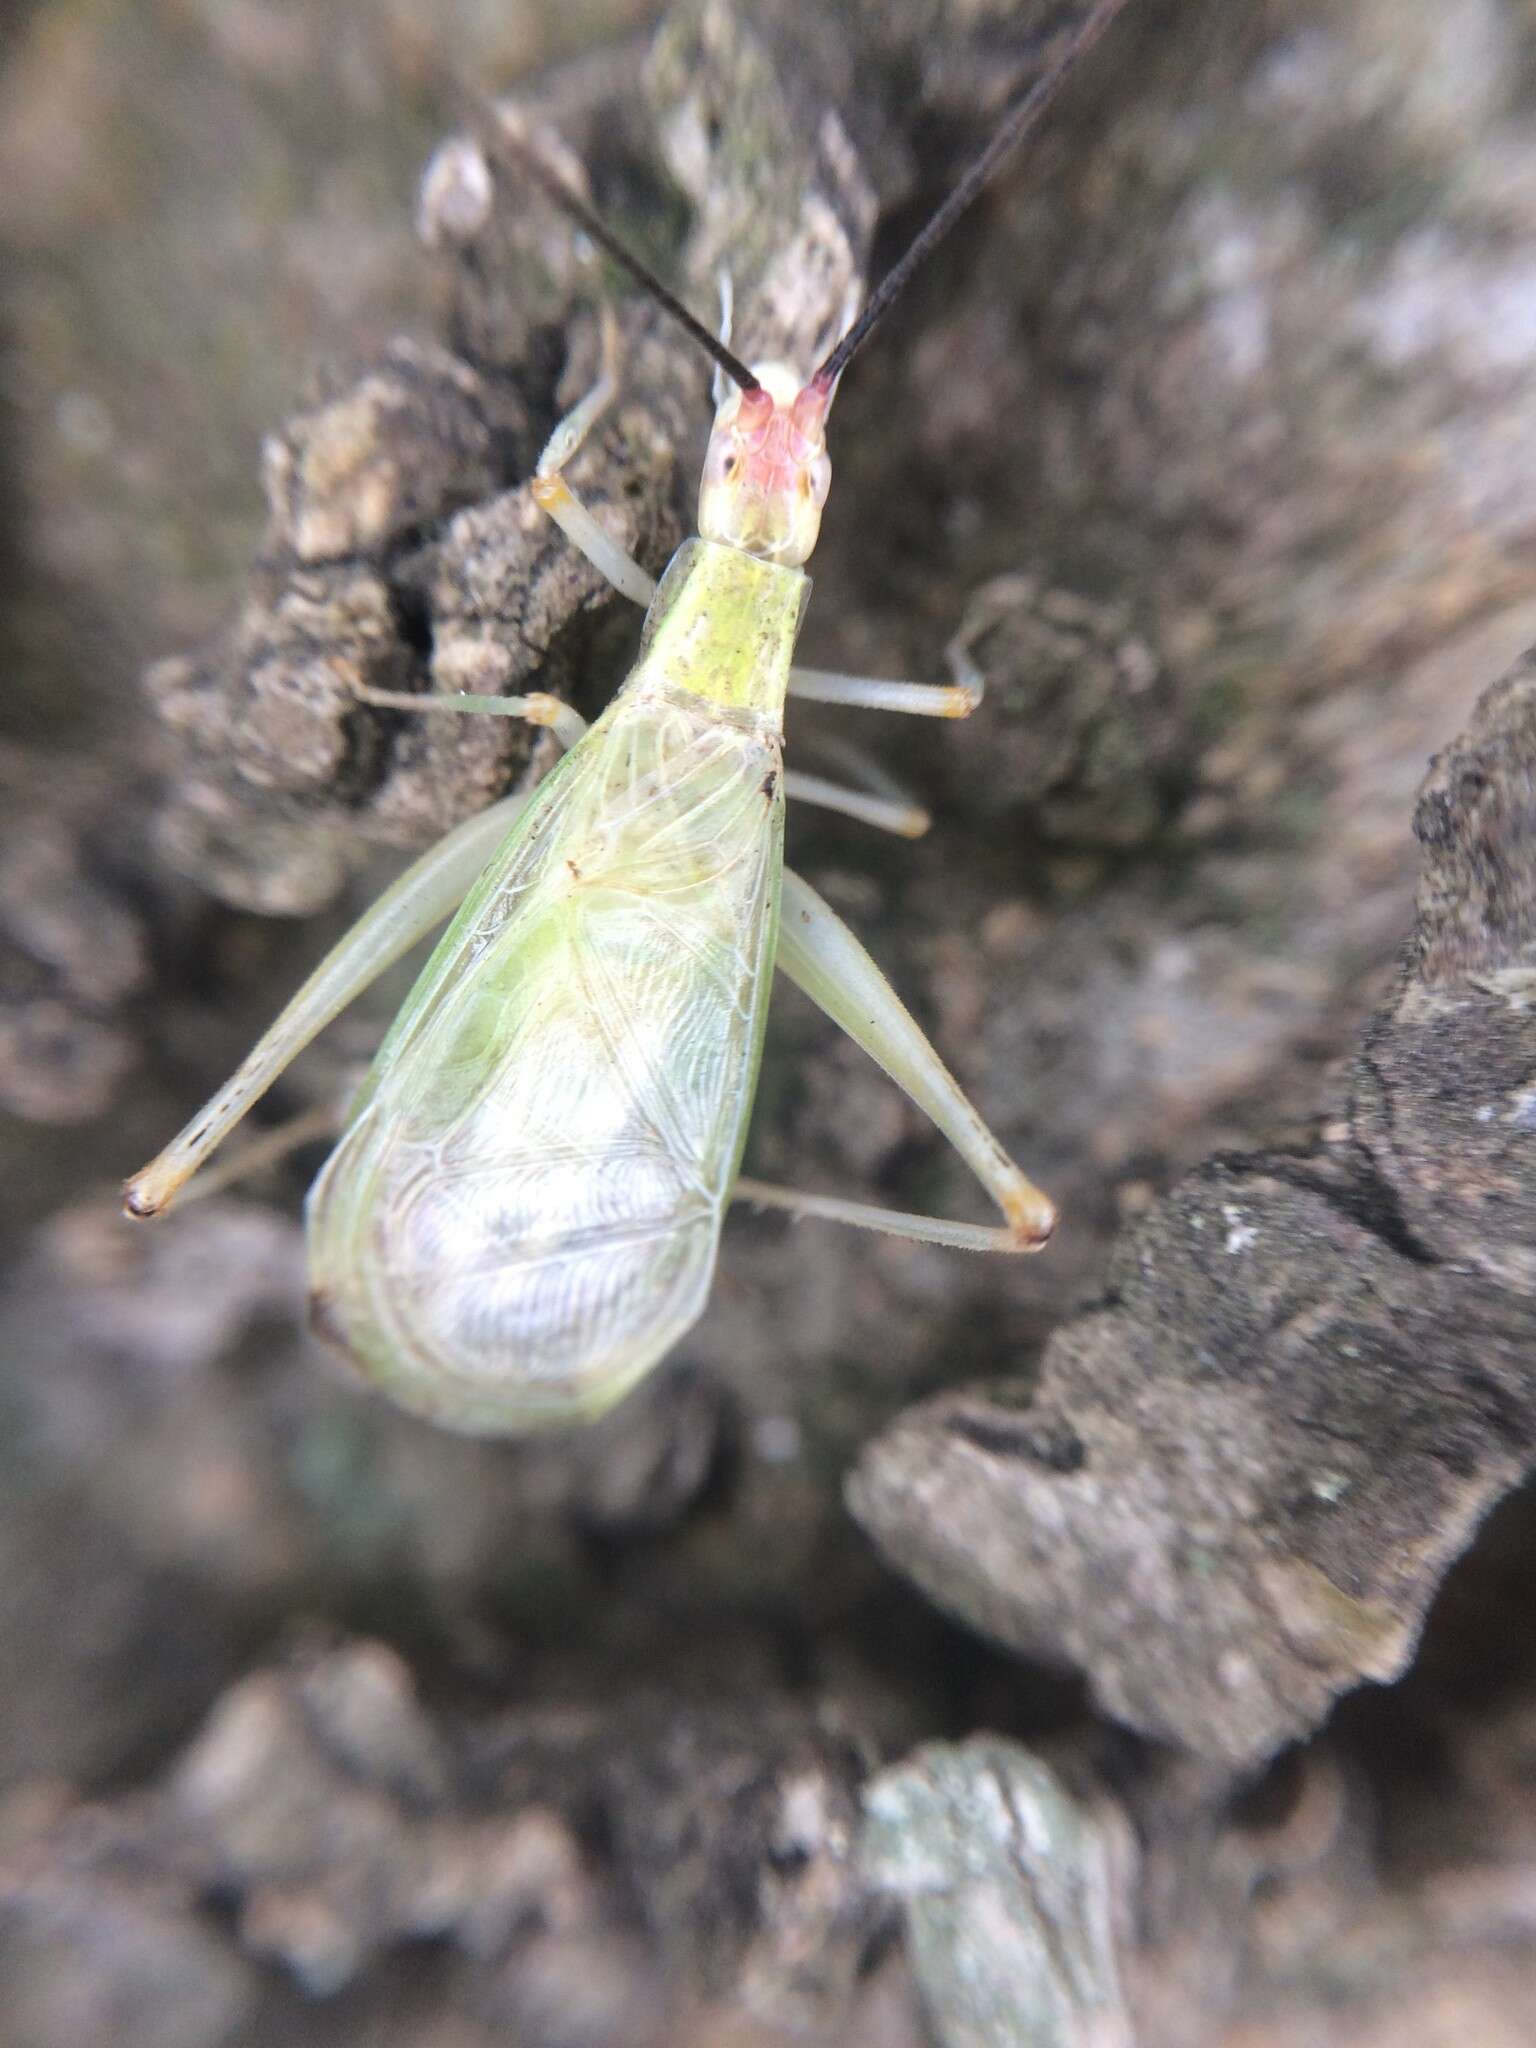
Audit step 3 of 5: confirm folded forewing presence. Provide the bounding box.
[307,684,784,1433]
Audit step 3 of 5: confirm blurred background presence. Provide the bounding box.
[3,2,1536,2043]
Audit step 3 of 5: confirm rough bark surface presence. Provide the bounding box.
[851,666,1536,1759]
[5,1,1536,2043]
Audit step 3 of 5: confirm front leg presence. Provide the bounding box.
[530,302,656,609]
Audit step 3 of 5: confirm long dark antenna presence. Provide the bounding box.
[813,0,1136,391]
[450,83,761,395]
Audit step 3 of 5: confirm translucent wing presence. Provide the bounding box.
[306,680,784,1434]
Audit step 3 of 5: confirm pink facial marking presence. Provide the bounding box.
[796,374,834,424]
[729,382,828,496]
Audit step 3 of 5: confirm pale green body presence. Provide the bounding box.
[122,55,1115,1433]
[306,541,808,1432]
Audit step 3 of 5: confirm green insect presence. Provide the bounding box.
[125,3,1131,1434]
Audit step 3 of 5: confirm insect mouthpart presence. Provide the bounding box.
[698,365,832,569]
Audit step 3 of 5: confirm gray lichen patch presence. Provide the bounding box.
[863,1737,1135,2048]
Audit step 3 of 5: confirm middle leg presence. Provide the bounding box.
[788,666,980,720]
[783,768,929,840]
[787,578,1017,721]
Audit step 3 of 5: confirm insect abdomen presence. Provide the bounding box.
[309,1124,719,1432]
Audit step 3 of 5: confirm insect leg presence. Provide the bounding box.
[788,584,1021,720]
[123,788,529,1219]
[786,728,933,838]
[788,666,981,719]
[531,301,656,608]
[159,1100,343,1208]
[754,866,1056,1252]
[732,1176,1048,1253]
[782,770,929,840]
[348,680,588,750]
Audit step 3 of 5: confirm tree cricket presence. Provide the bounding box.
[124,2,1132,1434]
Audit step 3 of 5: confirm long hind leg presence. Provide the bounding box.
[127,311,657,1220]
[123,790,529,1218]
[162,1100,343,1209]
[735,868,1055,1253]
